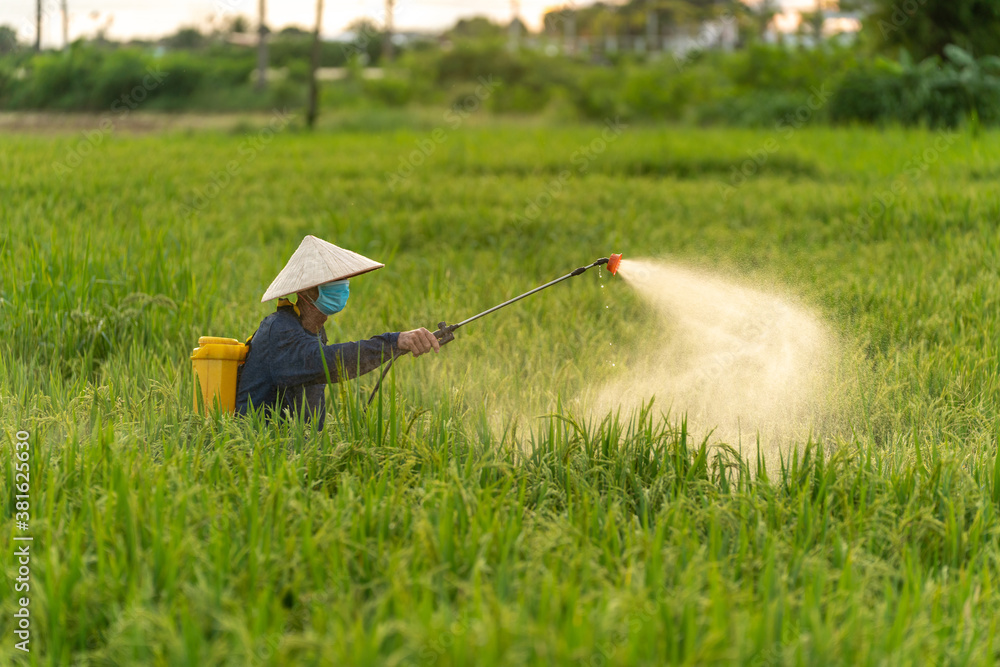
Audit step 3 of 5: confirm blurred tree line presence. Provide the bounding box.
[0,0,998,128]
[866,0,1000,61]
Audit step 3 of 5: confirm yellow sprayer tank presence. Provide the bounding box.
[191,336,248,415]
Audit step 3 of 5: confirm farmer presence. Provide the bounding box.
[235,234,439,428]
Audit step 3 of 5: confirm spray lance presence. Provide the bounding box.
[366,253,623,407]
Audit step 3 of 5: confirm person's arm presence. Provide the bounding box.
[270,323,399,387]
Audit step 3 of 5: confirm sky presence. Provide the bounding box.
[4,0,822,49]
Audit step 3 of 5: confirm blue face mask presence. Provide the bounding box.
[312,280,349,316]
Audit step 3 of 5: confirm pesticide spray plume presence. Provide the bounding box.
[595,257,852,465]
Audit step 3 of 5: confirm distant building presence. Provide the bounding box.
[766,1,862,43]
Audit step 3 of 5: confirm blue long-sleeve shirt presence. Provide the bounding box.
[235,304,400,429]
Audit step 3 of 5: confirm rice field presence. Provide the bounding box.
[2,119,1000,665]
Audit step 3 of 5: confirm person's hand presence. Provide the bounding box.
[398,328,440,357]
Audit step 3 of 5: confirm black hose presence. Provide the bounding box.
[365,349,406,409]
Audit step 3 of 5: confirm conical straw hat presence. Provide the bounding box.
[260,235,384,302]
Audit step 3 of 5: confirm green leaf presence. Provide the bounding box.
[943,44,976,69]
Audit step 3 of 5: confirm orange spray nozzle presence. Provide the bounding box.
[607,253,622,275]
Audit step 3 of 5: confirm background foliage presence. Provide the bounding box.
[2,0,1000,127]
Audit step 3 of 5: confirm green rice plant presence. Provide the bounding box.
[1,123,1000,664]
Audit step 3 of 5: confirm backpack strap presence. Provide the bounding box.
[236,331,255,391]
[277,297,302,317]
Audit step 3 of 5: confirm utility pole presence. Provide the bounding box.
[255,0,268,92]
[306,0,324,129]
[62,0,69,48]
[508,0,520,52]
[646,10,658,54]
[757,0,778,41]
[564,9,576,55]
[382,0,394,64]
[35,0,41,51]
